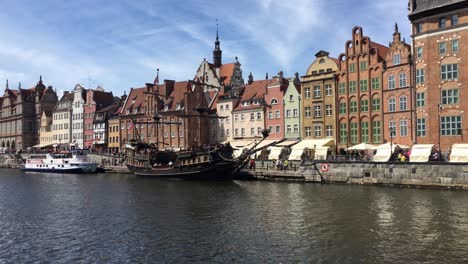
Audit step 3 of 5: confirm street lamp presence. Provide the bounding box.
[438,104,443,161]
[389,127,395,160]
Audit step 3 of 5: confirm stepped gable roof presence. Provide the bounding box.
[410,0,466,15]
[121,87,145,116]
[164,81,189,112]
[234,79,268,111]
[219,63,235,85]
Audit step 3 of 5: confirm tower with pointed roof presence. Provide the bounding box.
[213,24,222,68]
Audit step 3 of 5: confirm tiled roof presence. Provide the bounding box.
[121,87,146,116]
[370,41,390,59]
[410,0,466,15]
[219,63,235,85]
[163,81,189,112]
[233,79,268,111]
[93,90,114,109]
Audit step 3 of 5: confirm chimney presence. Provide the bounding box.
[163,80,175,98]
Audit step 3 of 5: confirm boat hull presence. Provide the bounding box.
[21,163,98,173]
[127,160,240,180]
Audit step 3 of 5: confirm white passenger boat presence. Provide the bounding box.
[22,150,98,173]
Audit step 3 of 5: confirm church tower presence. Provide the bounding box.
[213,24,222,68]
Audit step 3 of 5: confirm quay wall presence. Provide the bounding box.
[248,160,468,189]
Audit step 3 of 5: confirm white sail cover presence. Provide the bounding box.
[450,144,468,162]
[409,144,433,162]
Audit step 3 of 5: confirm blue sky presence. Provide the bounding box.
[0,0,410,96]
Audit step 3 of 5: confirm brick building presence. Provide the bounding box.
[264,72,288,139]
[336,26,389,152]
[409,0,468,152]
[382,23,413,146]
[83,87,114,149]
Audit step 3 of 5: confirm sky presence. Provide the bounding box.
[0,0,411,97]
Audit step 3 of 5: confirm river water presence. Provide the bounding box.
[0,169,468,263]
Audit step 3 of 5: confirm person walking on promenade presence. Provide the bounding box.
[284,159,289,170]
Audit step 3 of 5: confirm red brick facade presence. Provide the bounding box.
[382,24,413,146]
[409,2,468,152]
[336,26,388,151]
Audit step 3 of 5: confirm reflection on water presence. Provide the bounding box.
[0,170,468,263]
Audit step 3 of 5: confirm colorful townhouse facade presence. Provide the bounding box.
[283,74,302,139]
[301,51,339,141]
[264,72,288,139]
[336,26,388,152]
[382,24,413,146]
[409,0,468,152]
[83,87,114,149]
[52,92,73,148]
[72,84,86,149]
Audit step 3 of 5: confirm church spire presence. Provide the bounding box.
[213,20,222,68]
[5,79,8,91]
[392,22,401,43]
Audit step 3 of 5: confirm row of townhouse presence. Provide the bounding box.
[1,0,466,155]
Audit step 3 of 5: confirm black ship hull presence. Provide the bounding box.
[127,159,240,180]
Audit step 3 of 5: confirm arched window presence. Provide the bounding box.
[270,98,278,105]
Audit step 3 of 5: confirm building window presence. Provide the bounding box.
[441,89,459,105]
[371,77,380,90]
[372,120,381,143]
[439,42,446,55]
[338,82,346,94]
[305,88,311,98]
[388,75,395,89]
[361,121,369,143]
[441,116,462,135]
[360,61,367,71]
[399,73,407,87]
[361,99,369,112]
[314,125,322,137]
[293,124,299,134]
[349,81,357,93]
[305,107,311,118]
[325,84,332,96]
[226,129,230,137]
[268,111,273,119]
[400,96,407,111]
[416,69,425,84]
[400,120,408,137]
[293,109,298,117]
[417,118,426,136]
[416,23,422,33]
[275,110,280,119]
[257,127,261,135]
[389,98,396,112]
[360,79,368,91]
[439,17,446,28]
[416,92,425,107]
[271,99,278,105]
[350,101,357,113]
[250,113,255,121]
[286,125,292,134]
[313,85,321,98]
[226,104,230,110]
[452,14,459,26]
[241,128,245,136]
[289,95,294,102]
[417,47,423,59]
[286,109,291,118]
[452,39,459,53]
[234,115,239,122]
[339,102,346,114]
[220,105,224,111]
[326,125,333,137]
[275,125,280,134]
[349,63,356,72]
[393,54,401,65]
[305,126,311,137]
[325,105,332,116]
[241,114,245,121]
[441,64,458,80]
[350,122,358,144]
[314,104,322,118]
[268,126,273,133]
[250,128,255,135]
[257,112,262,120]
[339,123,347,143]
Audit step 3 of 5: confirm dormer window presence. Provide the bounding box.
[131,98,136,104]
[242,101,249,107]
[253,100,259,105]
[126,109,130,114]
[134,108,138,114]
[164,105,169,111]
[176,103,181,110]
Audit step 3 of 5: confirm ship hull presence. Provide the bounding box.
[127,160,240,180]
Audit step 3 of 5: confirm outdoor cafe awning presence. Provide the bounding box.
[409,144,434,162]
[373,142,411,162]
[268,146,283,160]
[450,144,468,163]
[289,139,334,160]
